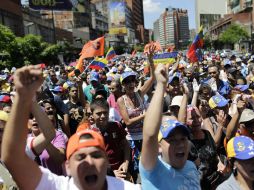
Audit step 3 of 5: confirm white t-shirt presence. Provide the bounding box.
[36,167,141,190]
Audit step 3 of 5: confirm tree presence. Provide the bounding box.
[219,24,249,46]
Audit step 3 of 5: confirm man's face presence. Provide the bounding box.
[66,146,108,190]
[49,72,58,83]
[160,128,189,169]
[236,158,254,181]
[92,106,109,128]
[69,87,78,98]
[208,66,219,80]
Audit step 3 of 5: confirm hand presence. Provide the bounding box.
[147,44,156,62]
[155,64,168,85]
[199,100,210,118]
[209,78,217,92]
[181,82,189,95]
[192,78,200,93]
[216,110,227,127]
[237,100,246,113]
[14,65,43,99]
[118,161,128,173]
[113,169,127,179]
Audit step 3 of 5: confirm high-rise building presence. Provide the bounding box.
[153,19,160,42]
[126,0,145,43]
[195,0,227,31]
[0,0,24,36]
[153,7,190,49]
[91,0,109,17]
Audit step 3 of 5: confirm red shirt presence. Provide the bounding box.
[91,122,127,170]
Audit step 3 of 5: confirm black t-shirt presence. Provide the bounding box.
[66,101,84,135]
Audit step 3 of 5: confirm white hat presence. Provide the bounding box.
[239,109,254,123]
[236,57,242,62]
[170,96,183,107]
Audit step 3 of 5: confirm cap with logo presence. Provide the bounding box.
[209,94,229,109]
[227,136,254,160]
[158,119,190,142]
[66,130,106,160]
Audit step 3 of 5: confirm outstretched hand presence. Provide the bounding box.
[147,44,156,62]
[14,65,44,99]
[155,64,168,85]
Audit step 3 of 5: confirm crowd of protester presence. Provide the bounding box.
[0,45,254,190]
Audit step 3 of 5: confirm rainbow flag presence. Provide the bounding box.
[187,26,204,63]
[89,57,108,70]
[106,47,116,60]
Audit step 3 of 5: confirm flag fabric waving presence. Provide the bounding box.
[106,47,116,60]
[187,26,204,63]
[68,54,86,77]
[89,57,108,70]
[80,36,105,58]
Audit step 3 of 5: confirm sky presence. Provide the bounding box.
[143,0,196,30]
[22,0,196,30]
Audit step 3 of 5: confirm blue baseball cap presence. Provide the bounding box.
[107,76,114,82]
[234,84,249,92]
[168,72,181,84]
[158,119,190,141]
[51,86,64,93]
[227,136,254,160]
[120,72,136,84]
[90,71,99,82]
[209,94,229,109]
[224,59,232,67]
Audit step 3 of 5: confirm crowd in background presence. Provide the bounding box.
[0,46,254,190]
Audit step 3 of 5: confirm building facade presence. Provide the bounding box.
[0,0,24,36]
[195,0,227,31]
[209,0,253,50]
[154,7,190,49]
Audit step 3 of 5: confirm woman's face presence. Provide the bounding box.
[122,76,136,92]
[28,117,40,136]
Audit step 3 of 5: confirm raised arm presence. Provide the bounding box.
[178,83,189,124]
[226,100,245,140]
[140,45,156,97]
[141,64,168,170]
[30,100,56,155]
[117,97,145,126]
[1,65,44,190]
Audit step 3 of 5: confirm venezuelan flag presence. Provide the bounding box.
[187,26,204,63]
[89,57,108,70]
[106,47,116,60]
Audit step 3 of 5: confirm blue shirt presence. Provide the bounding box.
[217,80,230,96]
[139,157,200,190]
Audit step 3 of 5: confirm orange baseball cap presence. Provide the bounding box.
[66,130,106,160]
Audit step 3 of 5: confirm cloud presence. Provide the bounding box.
[143,0,162,13]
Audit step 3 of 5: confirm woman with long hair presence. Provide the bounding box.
[117,45,156,182]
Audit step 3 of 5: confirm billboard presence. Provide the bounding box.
[109,1,127,35]
[29,0,85,11]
